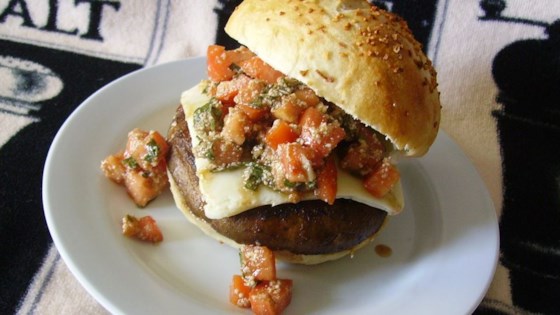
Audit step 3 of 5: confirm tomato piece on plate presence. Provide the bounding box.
[100,151,126,184]
[122,214,163,243]
[315,155,337,205]
[249,279,293,315]
[241,245,277,283]
[363,159,400,198]
[229,274,252,308]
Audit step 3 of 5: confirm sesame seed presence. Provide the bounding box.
[315,70,335,83]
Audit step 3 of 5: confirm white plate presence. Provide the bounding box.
[43,57,499,315]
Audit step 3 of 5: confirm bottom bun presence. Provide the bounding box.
[167,105,388,265]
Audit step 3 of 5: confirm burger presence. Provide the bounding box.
[167,0,440,264]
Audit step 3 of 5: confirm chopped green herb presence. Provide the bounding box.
[193,99,223,132]
[243,162,271,191]
[204,146,215,161]
[283,179,298,188]
[144,139,160,163]
[122,157,138,169]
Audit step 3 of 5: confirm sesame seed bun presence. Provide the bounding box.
[225,0,441,156]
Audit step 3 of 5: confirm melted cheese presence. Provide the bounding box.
[180,82,404,219]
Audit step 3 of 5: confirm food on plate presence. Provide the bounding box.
[167,0,441,264]
[121,214,164,243]
[101,128,170,207]
[230,245,293,314]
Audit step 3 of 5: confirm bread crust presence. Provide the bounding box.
[167,105,387,264]
[225,0,440,156]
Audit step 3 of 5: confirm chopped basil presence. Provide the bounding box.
[144,139,160,163]
[204,146,215,161]
[193,98,223,133]
[278,77,302,92]
[283,178,317,191]
[283,179,298,188]
[122,157,138,169]
[193,139,215,161]
[243,162,271,191]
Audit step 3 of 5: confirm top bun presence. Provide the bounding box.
[225,0,440,156]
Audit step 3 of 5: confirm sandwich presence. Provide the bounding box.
[166,0,441,264]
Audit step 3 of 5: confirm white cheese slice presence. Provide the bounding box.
[180,82,404,220]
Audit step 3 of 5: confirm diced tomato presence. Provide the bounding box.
[363,159,400,198]
[238,56,284,84]
[207,45,254,82]
[124,129,169,169]
[125,129,148,165]
[100,151,126,184]
[340,129,385,176]
[277,143,315,183]
[222,108,250,145]
[210,138,243,166]
[299,107,345,158]
[271,94,305,123]
[241,245,277,282]
[299,106,323,129]
[265,119,299,149]
[123,169,160,207]
[300,145,324,167]
[294,88,320,107]
[237,103,268,121]
[234,79,266,104]
[215,74,251,105]
[315,155,337,205]
[149,130,169,160]
[233,79,269,121]
[102,128,169,207]
[249,279,293,315]
[122,214,163,243]
[315,126,345,157]
[207,45,233,82]
[229,274,252,308]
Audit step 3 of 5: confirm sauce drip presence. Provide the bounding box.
[374,244,392,257]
